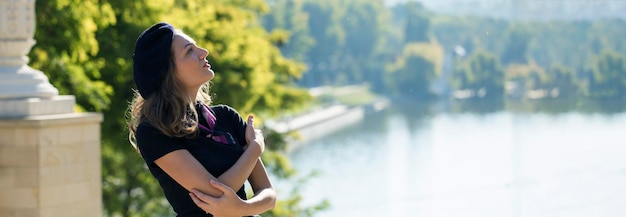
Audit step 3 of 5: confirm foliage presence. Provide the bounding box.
[386,42,443,99]
[262,0,315,61]
[453,50,505,98]
[501,25,531,65]
[338,0,388,85]
[403,1,430,43]
[30,0,115,112]
[587,50,626,99]
[298,0,346,86]
[269,0,392,88]
[547,65,579,98]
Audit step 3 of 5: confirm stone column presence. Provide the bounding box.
[0,1,103,217]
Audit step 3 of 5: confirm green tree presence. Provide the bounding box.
[262,0,314,61]
[300,0,345,86]
[548,65,579,98]
[501,25,531,65]
[454,50,505,98]
[587,50,626,99]
[339,0,388,85]
[404,1,430,43]
[386,43,443,99]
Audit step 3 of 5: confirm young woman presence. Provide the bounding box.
[127,22,276,217]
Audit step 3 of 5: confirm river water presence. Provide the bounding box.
[284,100,626,217]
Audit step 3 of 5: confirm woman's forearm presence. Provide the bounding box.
[215,142,261,192]
[244,188,276,214]
[217,159,276,216]
[189,177,275,217]
[239,159,275,215]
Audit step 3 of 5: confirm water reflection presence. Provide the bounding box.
[286,99,626,217]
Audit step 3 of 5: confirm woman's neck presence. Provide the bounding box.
[185,87,200,102]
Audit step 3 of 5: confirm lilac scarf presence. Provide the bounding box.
[197,104,236,145]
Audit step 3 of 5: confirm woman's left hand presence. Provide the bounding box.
[189,179,246,217]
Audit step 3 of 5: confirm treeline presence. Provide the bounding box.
[31,0,323,216]
[262,0,626,102]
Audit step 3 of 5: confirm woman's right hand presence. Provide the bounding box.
[189,180,246,217]
[244,115,265,155]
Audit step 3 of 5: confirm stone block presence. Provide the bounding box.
[0,188,38,208]
[15,167,38,188]
[39,182,90,208]
[35,127,59,147]
[13,127,38,146]
[0,96,75,119]
[0,207,39,217]
[0,168,15,187]
[57,124,85,146]
[0,127,16,146]
[39,145,83,167]
[38,160,98,187]
[0,145,38,167]
[40,200,100,217]
[82,123,101,143]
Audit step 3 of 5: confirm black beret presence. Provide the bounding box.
[132,22,175,99]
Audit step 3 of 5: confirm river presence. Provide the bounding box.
[284,100,626,217]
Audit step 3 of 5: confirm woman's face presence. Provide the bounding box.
[171,32,214,93]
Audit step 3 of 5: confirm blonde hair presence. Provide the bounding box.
[127,30,212,151]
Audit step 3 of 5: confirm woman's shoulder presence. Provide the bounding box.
[209,104,246,131]
[136,121,177,140]
[137,121,157,133]
[210,104,241,118]
[135,121,165,140]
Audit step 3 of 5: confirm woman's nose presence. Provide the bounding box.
[198,47,209,59]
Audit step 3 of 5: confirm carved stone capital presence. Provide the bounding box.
[0,0,36,39]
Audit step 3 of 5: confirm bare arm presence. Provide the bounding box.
[243,158,276,214]
[190,158,276,216]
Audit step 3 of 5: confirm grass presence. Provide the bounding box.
[331,89,378,106]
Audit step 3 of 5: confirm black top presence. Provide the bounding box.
[136,104,248,217]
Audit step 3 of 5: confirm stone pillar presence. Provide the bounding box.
[0,1,103,217]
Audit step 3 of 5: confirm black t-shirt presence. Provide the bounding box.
[136,104,248,217]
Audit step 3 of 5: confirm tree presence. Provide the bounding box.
[548,65,579,98]
[454,50,505,98]
[587,50,626,99]
[501,25,531,65]
[339,0,388,85]
[300,0,345,87]
[262,0,315,61]
[404,1,430,43]
[386,43,443,99]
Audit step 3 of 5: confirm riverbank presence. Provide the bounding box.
[265,85,389,151]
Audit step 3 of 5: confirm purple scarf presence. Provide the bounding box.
[197,104,236,145]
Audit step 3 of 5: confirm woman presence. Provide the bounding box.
[127,22,276,217]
